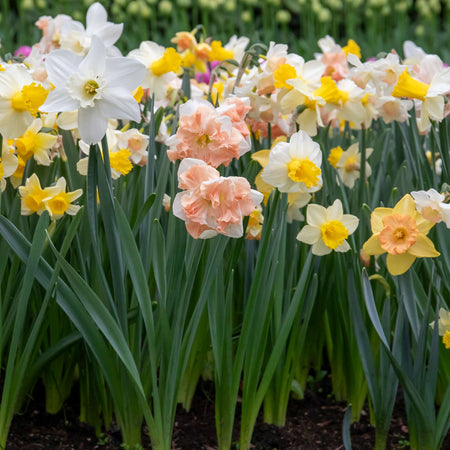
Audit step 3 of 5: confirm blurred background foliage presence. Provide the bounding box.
[1,0,449,60]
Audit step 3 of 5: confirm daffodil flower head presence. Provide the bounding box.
[58,2,124,56]
[362,194,440,276]
[331,142,373,189]
[0,64,49,139]
[41,36,146,144]
[261,130,323,193]
[19,173,59,216]
[43,177,83,220]
[14,118,57,166]
[296,199,359,255]
[411,188,450,228]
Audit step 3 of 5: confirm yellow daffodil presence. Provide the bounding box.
[14,118,57,166]
[19,173,59,216]
[362,194,440,276]
[43,177,83,220]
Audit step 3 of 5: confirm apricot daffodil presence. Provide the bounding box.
[362,194,440,275]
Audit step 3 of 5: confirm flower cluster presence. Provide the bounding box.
[19,174,82,220]
[173,159,263,239]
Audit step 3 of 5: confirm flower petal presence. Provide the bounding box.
[312,239,332,255]
[45,50,82,87]
[386,252,416,276]
[78,106,108,144]
[392,194,416,215]
[306,203,327,226]
[326,199,343,221]
[104,57,146,91]
[41,87,80,113]
[335,240,350,253]
[297,225,321,244]
[78,35,106,77]
[342,214,359,234]
[371,207,392,233]
[362,234,385,255]
[407,234,440,257]
[97,90,141,122]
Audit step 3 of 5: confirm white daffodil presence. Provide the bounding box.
[59,2,123,56]
[261,130,323,193]
[296,199,359,255]
[411,188,450,228]
[41,36,145,144]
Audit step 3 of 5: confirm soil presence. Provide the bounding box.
[5,376,439,450]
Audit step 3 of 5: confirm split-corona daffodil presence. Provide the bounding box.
[362,194,440,275]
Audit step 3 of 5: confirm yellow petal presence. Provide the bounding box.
[407,234,440,258]
[362,234,385,255]
[371,207,393,233]
[386,252,416,276]
[251,150,271,168]
[415,212,435,235]
[254,171,274,205]
[392,194,416,216]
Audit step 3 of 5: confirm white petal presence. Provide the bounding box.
[306,203,327,226]
[311,240,332,256]
[78,35,106,77]
[41,88,80,112]
[296,225,321,244]
[326,199,343,221]
[86,2,108,31]
[45,50,82,87]
[335,241,351,253]
[341,215,359,234]
[250,189,264,206]
[104,57,146,91]
[423,96,444,122]
[97,91,141,121]
[97,24,124,48]
[78,106,108,144]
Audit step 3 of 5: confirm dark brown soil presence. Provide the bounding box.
[5,377,418,449]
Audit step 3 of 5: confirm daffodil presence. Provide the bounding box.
[43,177,83,220]
[329,142,373,189]
[392,68,450,131]
[41,36,145,144]
[261,130,323,193]
[14,118,57,166]
[0,64,49,139]
[411,188,450,227]
[19,173,59,216]
[430,308,450,349]
[296,199,359,255]
[58,2,123,56]
[362,194,440,276]
[128,41,181,100]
